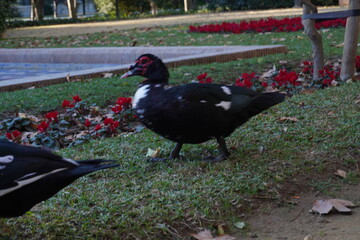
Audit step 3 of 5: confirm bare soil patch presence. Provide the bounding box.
[239,161,360,240]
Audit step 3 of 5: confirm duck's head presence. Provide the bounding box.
[121,54,170,84]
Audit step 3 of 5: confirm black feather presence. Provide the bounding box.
[0,140,118,218]
[122,54,286,162]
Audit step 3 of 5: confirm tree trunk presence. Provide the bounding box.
[149,1,158,15]
[115,0,120,19]
[67,0,77,19]
[82,0,86,15]
[301,0,324,80]
[340,0,360,81]
[293,0,302,8]
[31,0,44,21]
[53,0,58,18]
[184,0,193,12]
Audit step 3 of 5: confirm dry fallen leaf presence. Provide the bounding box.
[278,117,299,122]
[190,230,214,240]
[334,169,347,178]
[234,221,246,229]
[312,199,355,214]
[190,229,236,240]
[335,42,344,48]
[146,148,161,158]
[259,64,277,79]
[103,73,113,78]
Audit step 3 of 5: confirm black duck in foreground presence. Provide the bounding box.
[0,140,118,218]
[121,54,285,162]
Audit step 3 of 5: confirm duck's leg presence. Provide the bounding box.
[148,143,183,162]
[203,137,230,163]
[170,142,183,159]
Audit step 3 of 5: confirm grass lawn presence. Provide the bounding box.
[0,22,359,239]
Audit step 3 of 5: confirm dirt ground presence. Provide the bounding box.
[240,182,360,240]
[4,6,359,240]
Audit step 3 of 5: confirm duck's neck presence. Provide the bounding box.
[141,67,169,85]
[141,78,168,85]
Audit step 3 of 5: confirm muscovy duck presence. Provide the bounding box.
[0,140,118,218]
[121,54,285,162]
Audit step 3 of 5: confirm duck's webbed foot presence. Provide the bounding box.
[202,137,230,163]
[147,143,183,162]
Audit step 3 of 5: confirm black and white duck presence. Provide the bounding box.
[0,140,118,218]
[121,54,285,162]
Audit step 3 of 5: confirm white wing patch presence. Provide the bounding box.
[63,158,80,166]
[221,86,232,95]
[215,101,231,110]
[0,155,14,163]
[137,108,145,114]
[200,100,207,103]
[0,155,14,170]
[0,168,68,197]
[133,85,150,108]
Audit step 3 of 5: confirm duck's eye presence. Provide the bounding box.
[139,56,151,65]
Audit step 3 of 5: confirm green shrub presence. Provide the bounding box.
[93,0,149,17]
[0,0,16,35]
[206,0,293,11]
[312,0,338,6]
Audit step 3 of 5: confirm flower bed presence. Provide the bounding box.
[1,95,138,149]
[189,17,346,34]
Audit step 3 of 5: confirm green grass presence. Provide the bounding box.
[1,81,359,239]
[0,23,359,239]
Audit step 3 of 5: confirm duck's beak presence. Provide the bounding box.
[120,70,133,79]
[120,65,143,79]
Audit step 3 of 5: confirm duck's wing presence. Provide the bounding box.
[0,140,78,196]
[173,83,257,113]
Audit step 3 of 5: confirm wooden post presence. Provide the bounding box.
[340,0,360,81]
[301,0,324,80]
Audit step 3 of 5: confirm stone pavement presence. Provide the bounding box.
[0,45,288,91]
[0,62,118,82]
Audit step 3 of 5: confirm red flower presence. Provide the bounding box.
[356,56,360,71]
[62,99,74,108]
[72,95,82,102]
[322,79,332,86]
[94,124,102,131]
[103,118,114,125]
[6,130,22,140]
[112,105,123,114]
[261,81,268,88]
[85,119,91,127]
[235,72,256,88]
[109,120,120,131]
[116,97,132,106]
[197,73,208,81]
[274,69,299,86]
[45,111,58,122]
[189,16,346,34]
[37,121,50,133]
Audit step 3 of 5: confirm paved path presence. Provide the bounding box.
[3,6,346,38]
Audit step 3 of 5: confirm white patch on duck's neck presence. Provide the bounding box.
[215,101,231,110]
[133,85,150,108]
[221,86,231,95]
